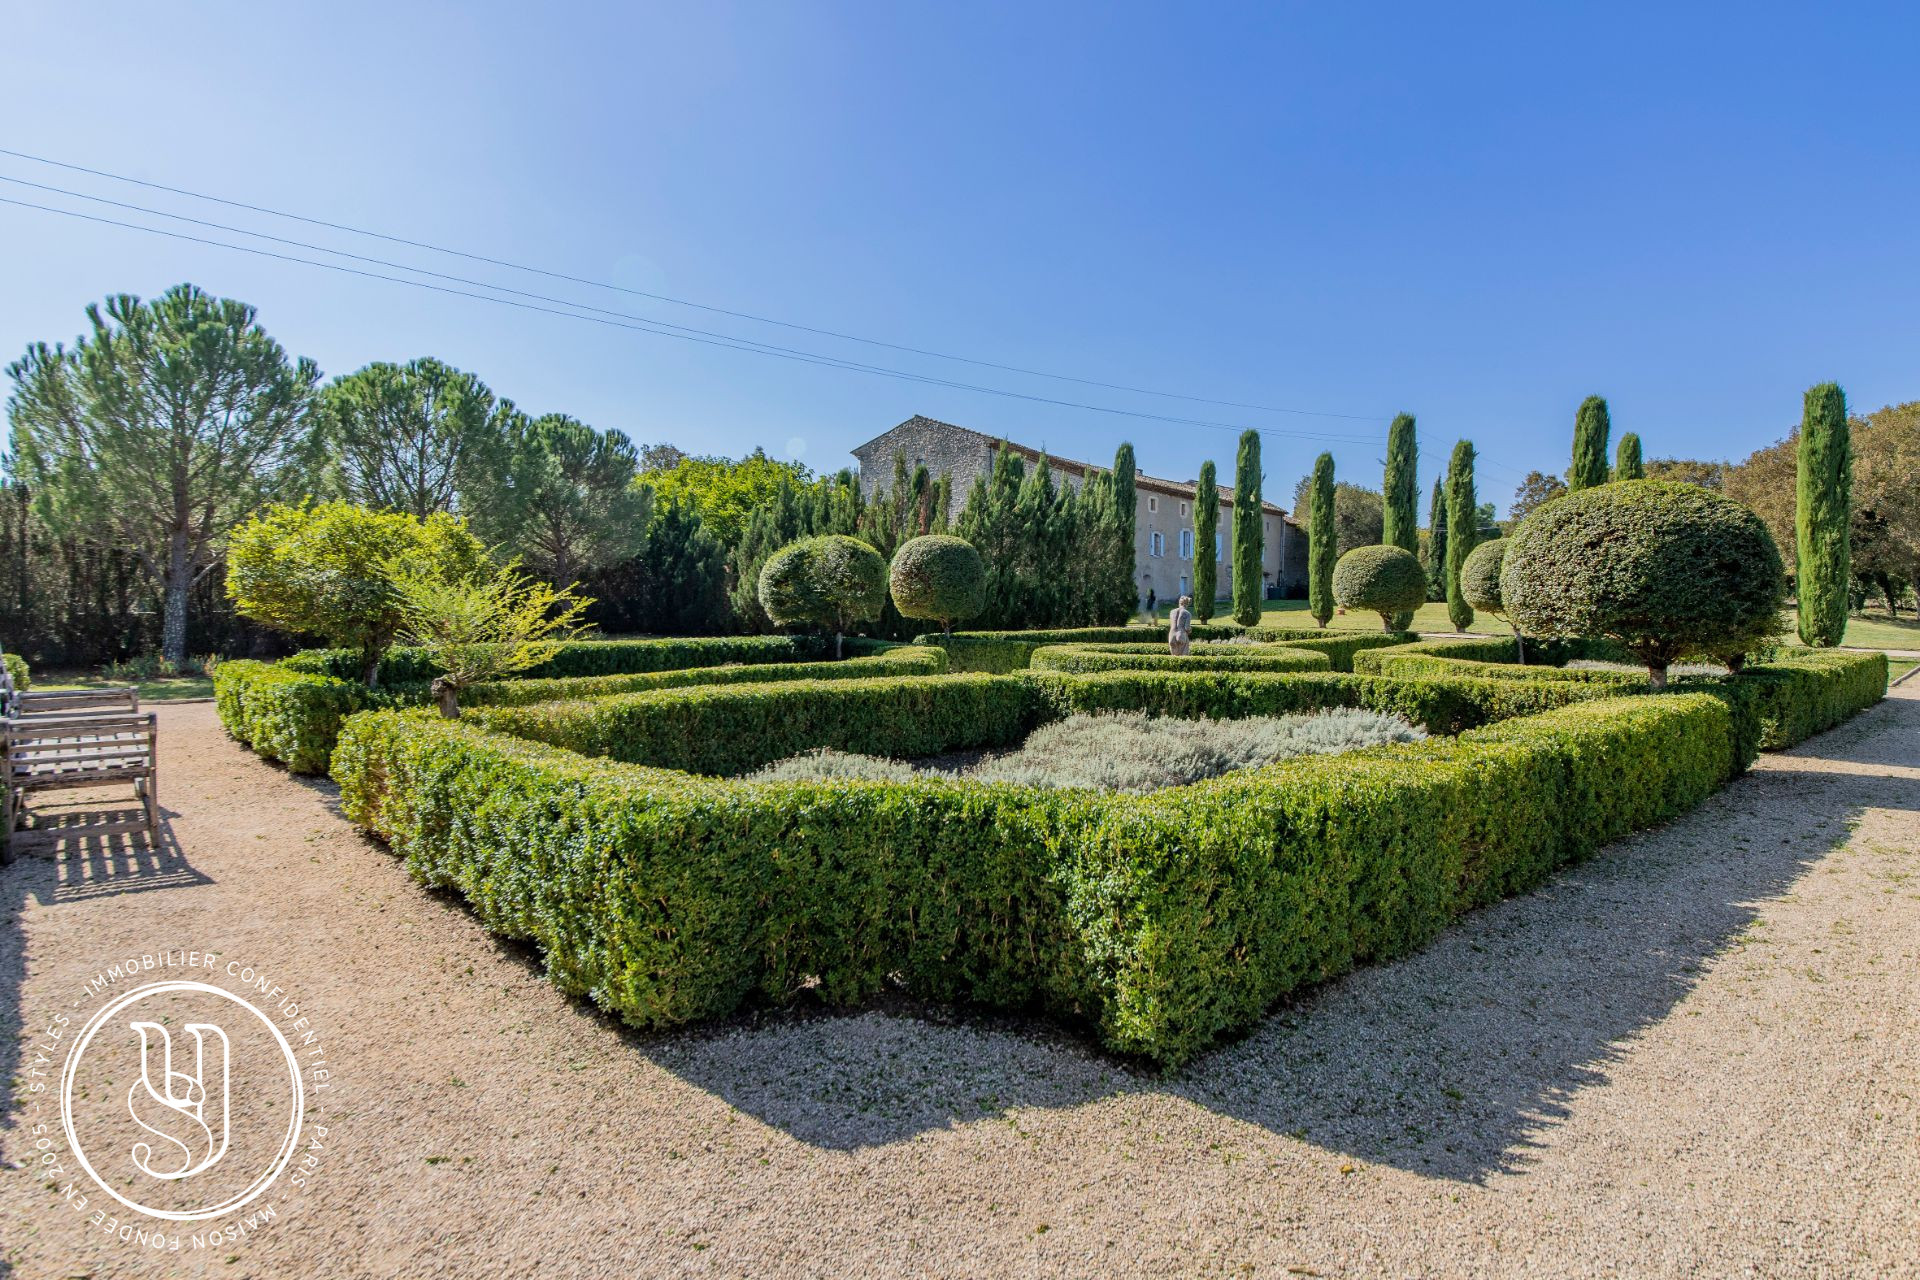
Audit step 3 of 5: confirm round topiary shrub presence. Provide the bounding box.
[757,534,887,658]
[888,534,986,634]
[1500,480,1785,685]
[1331,544,1428,631]
[1459,537,1507,616]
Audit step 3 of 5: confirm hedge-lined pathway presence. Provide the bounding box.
[4,687,1917,1278]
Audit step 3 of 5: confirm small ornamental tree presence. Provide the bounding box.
[1307,452,1336,626]
[1331,545,1426,631]
[1796,381,1851,647]
[758,534,887,657]
[1444,440,1479,631]
[1232,430,1264,625]
[1192,460,1218,621]
[1425,476,1448,601]
[390,561,591,717]
[1500,480,1786,686]
[1459,536,1525,662]
[226,501,490,686]
[1614,432,1645,481]
[1570,395,1611,491]
[888,534,986,634]
[1382,412,1420,630]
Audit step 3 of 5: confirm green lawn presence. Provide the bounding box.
[1784,608,1920,653]
[34,672,215,702]
[1889,659,1919,684]
[1253,598,1509,636]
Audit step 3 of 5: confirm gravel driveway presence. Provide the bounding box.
[4,685,1917,1279]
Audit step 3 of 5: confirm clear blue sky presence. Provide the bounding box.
[4,3,1915,515]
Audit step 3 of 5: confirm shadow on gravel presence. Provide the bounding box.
[646,693,1917,1182]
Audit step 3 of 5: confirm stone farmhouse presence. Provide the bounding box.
[851,415,1308,608]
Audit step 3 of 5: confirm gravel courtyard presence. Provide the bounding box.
[4,685,1917,1279]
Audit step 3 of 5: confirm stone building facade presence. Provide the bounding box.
[850,415,1307,608]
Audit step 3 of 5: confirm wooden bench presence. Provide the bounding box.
[0,671,140,719]
[3,709,158,857]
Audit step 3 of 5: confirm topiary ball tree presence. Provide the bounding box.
[888,534,986,634]
[1500,480,1785,686]
[758,534,887,658]
[1331,544,1427,631]
[1459,536,1527,662]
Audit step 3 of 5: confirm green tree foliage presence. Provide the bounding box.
[7,284,320,664]
[1382,413,1419,553]
[1232,430,1264,626]
[477,413,646,585]
[757,534,887,657]
[1192,460,1218,621]
[611,496,731,635]
[1501,480,1786,684]
[1306,452,1336,626]
[888,534,986,633]
[1331,544,1425,630]
[1444,439,1479,630]
[643,448,814,548]
[1508,470,1567,524]
[318,357,504,517]
[1108,443,1139,621]
[1614,432,1645,481]
[1425,476,1448,601]
[1644,457,1728,490]
[390,560,590,717]
[1796,382,1852,646]
[1290,475,1384,554]
[1459,536,1525,660]
[954,444,1128,629]
[1570,395,1611,491]
[226,501,490,685]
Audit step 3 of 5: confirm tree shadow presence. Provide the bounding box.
[639,694,1917,1181]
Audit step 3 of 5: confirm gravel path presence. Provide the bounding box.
[4,686,1917,1279]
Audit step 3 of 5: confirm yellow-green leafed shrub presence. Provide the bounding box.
[465,645,946,707]
[3,652,28,691]
[469,674,1044,776]
[331,691,1739,1068]
[1028,642,1331,675]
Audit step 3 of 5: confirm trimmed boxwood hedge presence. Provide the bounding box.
[283,633,831,684]
[215,643,940,772]
[918,625,1418,673]
[334,690,1744,1068]
[1028,642,1332,675]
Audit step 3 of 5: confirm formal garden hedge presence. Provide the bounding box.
[918,626,1416,673]
[282,633,834,684]
[216,641,938,772]
[1028,642,1332,675]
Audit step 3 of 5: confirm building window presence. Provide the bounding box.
[1214,533,1223,561]
[1150,531,1164,558]
[1180,501,1189,516]
[1148,496,1158,512]
[1179,529,1193,560]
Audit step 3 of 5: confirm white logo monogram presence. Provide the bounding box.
[127,1020,231,1180]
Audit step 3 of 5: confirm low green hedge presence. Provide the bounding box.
[1028,642,1333,675]
[469,674,1043,776]
[283,633,830,684]
[1368,652,1645,686]
[465,645,947,707]
[918,625,1417,673]
[1701,649,1887,751]
[333,690,1740,1068]
[3,652,28,691]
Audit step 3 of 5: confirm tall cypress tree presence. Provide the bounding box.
[1614,432,1645,480]
[1425,477,1448,601]
[1381,412,1419,629]
[1192,459,1218,621]
[1307,451,1336,627]
[956,445,1025,628]
[1569,395,1611,490]
[1232,431,1264,625]
[1445,439,1478,630]
[1796,382,1851,647]
[1110,443,1139,621]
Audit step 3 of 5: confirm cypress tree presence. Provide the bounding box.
[1796,382,1851,647]
[1445,439,1478,630]
[1307,451,1336,627]
[1110,443,1138,620]
[1426,477,1448,601]
[1569,395,1611,490]
[1232,430,1264,625]
[1192,459,1218,621]
[1381,412,1419,629]
[1614,432,1645,480]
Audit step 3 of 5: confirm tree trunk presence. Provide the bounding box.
[1648,662,1669,689]
[160,528,192,667]
[1727,653,1747,674]
[1512,624,1527,666]
[431,677,460,719]
[361,647,382,690]
[834,629,844,660]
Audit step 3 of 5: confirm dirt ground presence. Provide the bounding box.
[3,686,1917,1279]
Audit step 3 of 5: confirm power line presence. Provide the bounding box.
[0,193,1402,448]
[0,146,1385,423]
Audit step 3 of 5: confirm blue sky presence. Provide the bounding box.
[4,3,1915,515]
